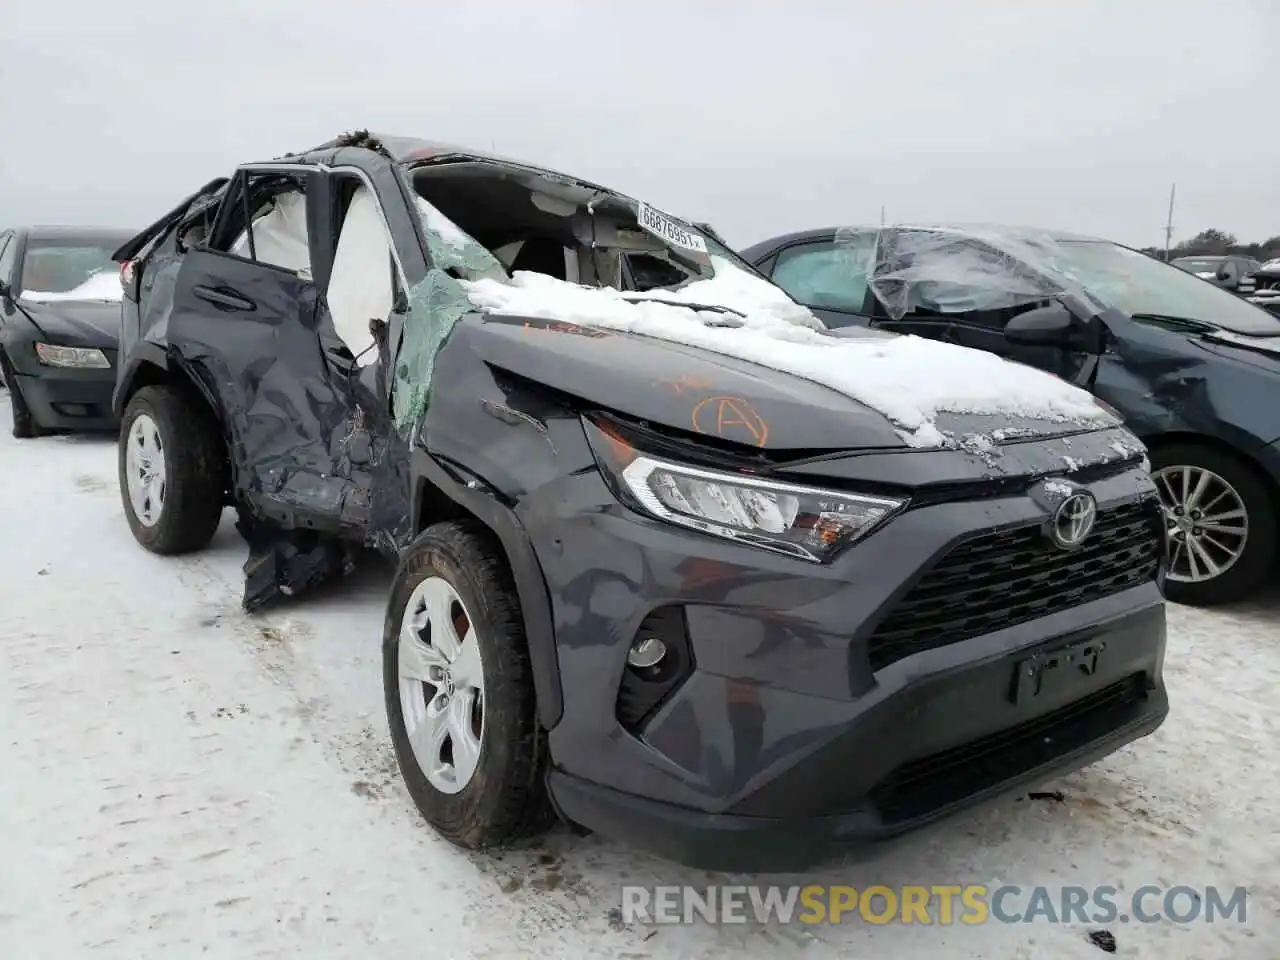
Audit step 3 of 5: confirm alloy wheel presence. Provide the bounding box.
[1152,464,1248,583]
[126,414,167,527]
[397,576,486,795]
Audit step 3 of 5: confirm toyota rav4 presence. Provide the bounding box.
[110,131,1169,871]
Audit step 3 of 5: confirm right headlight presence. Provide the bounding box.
[585,417,907,562]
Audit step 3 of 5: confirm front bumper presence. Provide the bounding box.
[10,367,118,432]
[549,601,1166,872]
[524,454,1168,871]
[5,339,118,432]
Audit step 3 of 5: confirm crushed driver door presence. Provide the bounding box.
[167,166,374,540]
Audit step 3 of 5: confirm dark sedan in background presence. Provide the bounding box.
[0,226,134,438]
[1171,254,1260,294]
[744,225,1280,606]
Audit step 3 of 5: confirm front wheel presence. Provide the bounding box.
[118,384,225,554]
[1149,442,1276,605]
[384,520,553,849]
[0,349,45,439]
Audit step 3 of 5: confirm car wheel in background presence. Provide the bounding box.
[1150,442,1276,606]
[118,384,225,554]
[0,349,46,439]
[384,520,554,849]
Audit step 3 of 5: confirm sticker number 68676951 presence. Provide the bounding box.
[636,202,709,255]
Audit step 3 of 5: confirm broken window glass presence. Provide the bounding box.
[391,198,508,436]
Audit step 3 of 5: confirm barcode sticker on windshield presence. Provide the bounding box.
[637,203,708,255]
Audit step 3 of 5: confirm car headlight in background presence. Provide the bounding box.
[584,416,907,561]
[34,343,110,369]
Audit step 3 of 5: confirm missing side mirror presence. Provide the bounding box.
[1004,303,1075,347]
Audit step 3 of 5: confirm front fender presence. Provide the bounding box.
[409,449,564,729]
[112,342,171,416]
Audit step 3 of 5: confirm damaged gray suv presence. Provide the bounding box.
[111,132,1169,871]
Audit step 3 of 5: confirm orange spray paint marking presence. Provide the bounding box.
[657,373,717,395]
[690,396,770,447]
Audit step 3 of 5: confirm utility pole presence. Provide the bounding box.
[1163,183,1176,260]
[880,204,886,226]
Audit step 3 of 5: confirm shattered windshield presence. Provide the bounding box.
[393,186,824,434]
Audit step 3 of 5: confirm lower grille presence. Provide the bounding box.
[869,673,1149,824]
[866,499,1163,671]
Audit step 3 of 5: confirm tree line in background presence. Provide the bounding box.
[1139,229,1280,262]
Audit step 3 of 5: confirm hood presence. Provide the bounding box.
[1196,328,1280,374]
[464,315,906,451]
[461,315,1116,453]
[18,298,121,347]
[398,197,1118,451]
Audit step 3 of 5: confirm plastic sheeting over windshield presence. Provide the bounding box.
[833,226,1105,320]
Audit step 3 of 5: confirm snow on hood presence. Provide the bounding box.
[21,271,122,303]
[458,258,1114,448]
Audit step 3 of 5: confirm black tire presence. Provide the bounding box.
[118,384,225,554]
[384,520,553,849]
[1149,442,1277,606]
[0,349,46,439]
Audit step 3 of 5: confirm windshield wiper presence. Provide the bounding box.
[619,295,745,320]
[1128,313,1217,333]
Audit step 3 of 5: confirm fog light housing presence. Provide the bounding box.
[627,636,667,670]
[616,607,694,734]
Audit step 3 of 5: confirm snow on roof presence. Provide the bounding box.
[459,257,1114,448]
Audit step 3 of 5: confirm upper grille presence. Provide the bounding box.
[1254,274,1280,293]
[865,499,1164,672]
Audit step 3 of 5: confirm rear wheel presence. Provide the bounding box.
[1149,442,1276,605]
[384,520,553,849]
[118,384,225,554]
[0,349,45,439]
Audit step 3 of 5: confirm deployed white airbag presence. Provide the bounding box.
[326,186,393,364]
[231,191,312,277]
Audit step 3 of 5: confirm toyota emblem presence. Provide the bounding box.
[1050,492,1098,550]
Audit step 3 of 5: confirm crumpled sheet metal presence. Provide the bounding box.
[392,197,506,436]
[834,225,1107,321]
[172,278,409,611]
[222,193,506,610]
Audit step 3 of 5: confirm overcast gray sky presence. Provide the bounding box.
[1,0,1275,249]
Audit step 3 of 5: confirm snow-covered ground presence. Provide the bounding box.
[0,392,1276,959]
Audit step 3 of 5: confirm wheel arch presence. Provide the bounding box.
[1141,429,1280,515]
[118,354,231,496]
[118,352,224,430]
[409,449,564,730]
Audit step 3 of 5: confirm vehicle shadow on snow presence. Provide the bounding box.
[475,769,1142,938]
[229,539,1262,936]
[1182,580,1280,620]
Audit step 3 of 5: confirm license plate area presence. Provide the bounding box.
[1010,637,1105,704]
